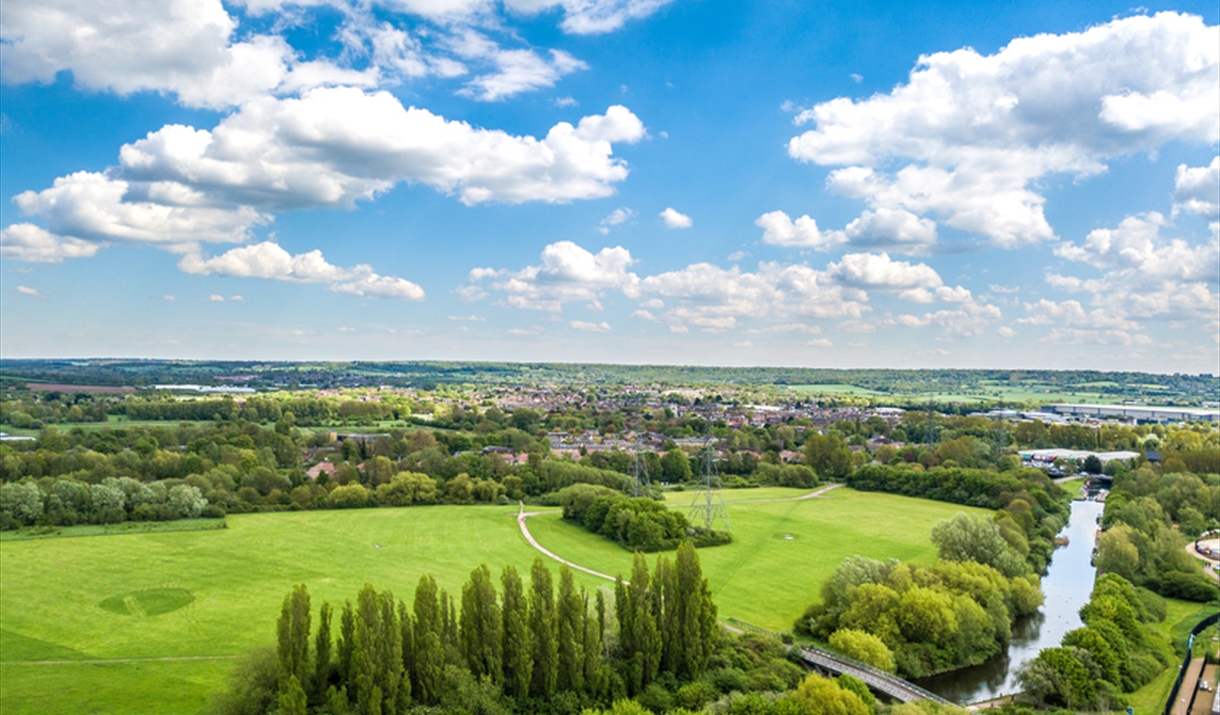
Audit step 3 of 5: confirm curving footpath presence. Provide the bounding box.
[517,509,624,584]
[515,483,844,582]
[516,483,949,706]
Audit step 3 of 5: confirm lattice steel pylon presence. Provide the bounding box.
[632,451,653,498]
[689,440,730,532]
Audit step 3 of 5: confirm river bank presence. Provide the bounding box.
[915,499,1106,704]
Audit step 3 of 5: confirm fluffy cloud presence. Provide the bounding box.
[598,207,637,233]
[639,261,866,331]
[2,0,662,108]
[840,209,937,253]
[449,31,588,101]
[788,12,1219,247]
[1174,157,1220,219]
[892,302,1003,338]
[13,172,268,248]
[465,241,640,310]
[179,242,425,299]
[468,241,869,330]
[505,0,676,35]
[826,252,941,290]
[755,211,842,250]
[1018,299,1139,330]
[659,207,693,229]
[1054,213,1217,282]
[825,252,972,305]
[1049,213,1218,321]
[570,320,611,332]
[756,208,937,254]
[0,223,101,263]
[6,96,645,299]
[114,93,645,209]
[1,0,375,109]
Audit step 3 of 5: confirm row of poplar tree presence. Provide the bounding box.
[271,542,718,714]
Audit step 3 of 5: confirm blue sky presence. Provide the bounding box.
[2,0,1217,372]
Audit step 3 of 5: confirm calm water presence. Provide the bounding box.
[914,499,1106,704]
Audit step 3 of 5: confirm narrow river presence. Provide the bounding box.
[914,499,1106,704]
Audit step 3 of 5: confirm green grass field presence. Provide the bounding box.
[0,489,979,714]
[528,488,984,631]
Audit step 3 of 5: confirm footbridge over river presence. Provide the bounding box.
[797,645,952,705]
[726,620,951,705]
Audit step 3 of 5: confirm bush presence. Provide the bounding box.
[675,681,719,710]
[1155,571,1218,602]
[637,683,673,713]
[828,629,896,673]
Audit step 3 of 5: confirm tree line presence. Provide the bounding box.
[1095,467,1219,601]
[557,485,733,552]
[213,545,719,714]
[1017,574,1180,711]
[794,513,1045,679]
[844,465,1069,574]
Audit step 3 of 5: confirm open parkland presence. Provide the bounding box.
[0,488,975,715]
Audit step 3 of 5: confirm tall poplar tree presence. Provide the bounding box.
[460,564,503,684]
[439,589,461,665]
[338,601,356,683]
[615,575,641,694]
[653,554,680,674]
[398,601,414,701]
[501,565,534,700]
[556,566,585,693]
[582,589,606,699]
[676,541,718,678]
[528,557,558,700]
[277,584,312,694]
[314,601,333,703]
[632,553,662,690]
[412,576,444,704]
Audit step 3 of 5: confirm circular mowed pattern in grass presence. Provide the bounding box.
[98,588,194,617]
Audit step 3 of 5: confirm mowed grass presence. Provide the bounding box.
[527,488,986,631]
[0,490,980,714]
[0,504,576,715]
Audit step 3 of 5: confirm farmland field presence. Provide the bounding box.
[0,489,981,714]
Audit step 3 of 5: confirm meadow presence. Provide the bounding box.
[527,488,983,631]
[0,487,977,715]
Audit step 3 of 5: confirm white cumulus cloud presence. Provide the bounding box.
[787,12,1219,247]
[598,207,637,233]
[1174,156,1220,219]
[1049,213,1218,322]
[755,210,843,250]
[0,223,102,263]
[659,207,693,229]
[464,240,640,311]
[1,0,376,109]
[179,242,425,300]
[505,0,677,35]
